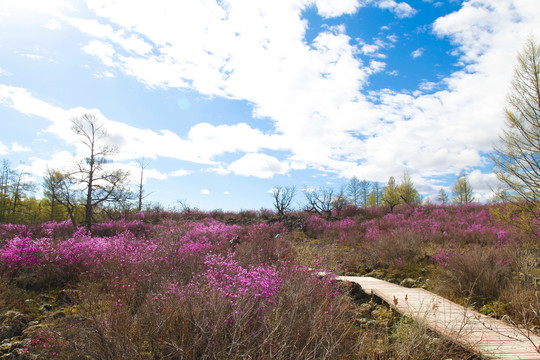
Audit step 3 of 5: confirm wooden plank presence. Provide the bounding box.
[334,275,540,360]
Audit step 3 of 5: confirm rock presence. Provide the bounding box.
[355,318,369,325]
[57,289,81,305]
[0,342,11,352]
[37,294,54,303]
[48,310,66,320]
[399,278,417,288]
[0,311,29,340]
[357,303,373,316]
[22,325,44,339]
[27,321,39,327]
[0,326,13,341]
[9,340,25,351]
[23,299,36,309]
[39,304,53,312]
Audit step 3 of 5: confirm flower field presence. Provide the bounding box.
[0,204,537,359]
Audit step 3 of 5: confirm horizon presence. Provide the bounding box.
[1,0,539,211]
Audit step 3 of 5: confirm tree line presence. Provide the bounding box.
[271,171,476,218]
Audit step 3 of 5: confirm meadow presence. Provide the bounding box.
[0,203,537,359]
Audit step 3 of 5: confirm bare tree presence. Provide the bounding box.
[491,38,540,214]
[0,160,11,222]
[358,180,371,208]
[304,186,334,218]
[44,168,80,227]
[271,185,296,216]
[136,158,153,212]
[346,177,361,206]
[50,114,131,230]
[332,186,348,216]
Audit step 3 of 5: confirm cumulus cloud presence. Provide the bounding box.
[11,142,31,152]
[228,153,289,179]
[0,84,285,170]
[0,141,7,155]
[170,169,193,177]
[21,54,45,60]
[201,189,210,195]
[1,0,539,193]
[43,19,61,30]
[0,67,11,77]
[313,0,361,17]
[411,48,424,58]
[82,40,115,66]
[66,17,153,55]
[375,0,417,18]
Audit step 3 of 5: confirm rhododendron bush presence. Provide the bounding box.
[0,215,360,358]
[0,204,536,358]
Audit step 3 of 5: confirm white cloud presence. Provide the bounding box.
[0,141,7,155]
[98,72,114,78]
[313,0,361,18]
[24,151,78,176]
[454,169,500,203]
[0,67,12,77]
[66,17,153,55]
[170,169,193,177]
[11,142,31,152]
[418,80,437,91]
[0,0,73,18]
[369,60,386,73]
[375,0,417,18]
[2,0,540,190]
[411,48,424,58]
[228,153,289,179]
[0,84,284,168]
[21,53,45,60]
[201,189,210,195]
[82,40,115,66]
[360,43,380,55]
[44,19,61,30]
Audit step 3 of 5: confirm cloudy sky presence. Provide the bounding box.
[0,0,538,211]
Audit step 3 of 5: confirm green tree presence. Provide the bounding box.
[398,171,420,204]
[452,174,475,205]
[491,38,540,216]
[43,168,70,222]
[383,176,401,212]
[367,182,383,207]
[437,188,449,204]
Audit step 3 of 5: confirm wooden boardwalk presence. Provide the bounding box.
[338,276,540,360]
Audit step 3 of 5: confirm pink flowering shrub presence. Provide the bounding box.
[137,262,357,359]
[0,236,45,272]
[12,216,359,359]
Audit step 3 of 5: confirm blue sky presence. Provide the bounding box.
[0,0,539,211]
